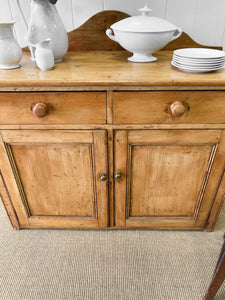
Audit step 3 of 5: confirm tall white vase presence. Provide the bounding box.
[15,0,69,62]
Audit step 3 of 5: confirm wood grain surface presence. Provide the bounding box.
[128,144,213,217]
[1,130,109,229]
[1,51,225,90]
[0,92,106,124]
[68,10,130,51]
[113,91,225,125]
[114,130,223,229]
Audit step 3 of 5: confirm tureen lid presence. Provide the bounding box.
[111,4,178,33]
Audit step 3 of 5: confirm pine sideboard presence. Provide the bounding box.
[0,49,225,231]
[0,11,225,230]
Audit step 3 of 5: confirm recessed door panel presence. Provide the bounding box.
[9,143,96,217]
[128,144,214,218]
[114,130,225,229]
[1,130,108,228]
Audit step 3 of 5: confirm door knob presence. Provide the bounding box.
[115,171,122,180]
[99,173,108,181]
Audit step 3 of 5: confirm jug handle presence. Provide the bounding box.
[15,0,28,30]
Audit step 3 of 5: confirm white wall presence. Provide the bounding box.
[1,0,225,48]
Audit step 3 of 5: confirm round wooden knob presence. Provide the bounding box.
[33,103,48,118]
[170,101,186,118]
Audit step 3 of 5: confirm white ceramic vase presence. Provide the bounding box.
[0,21,22,69]
[16,0,68,62]
[31,39,55,71]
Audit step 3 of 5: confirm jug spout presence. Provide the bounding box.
[39,38,51,47]
[30,38,51,52]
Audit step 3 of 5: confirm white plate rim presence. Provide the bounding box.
[172,60,224,70]
[174,55,225,60]
[174,48,225,59]
[173,55,225,64]
[171,61,225,72]
[172,58,225,68]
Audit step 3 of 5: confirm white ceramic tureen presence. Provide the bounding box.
[106,4,182,62]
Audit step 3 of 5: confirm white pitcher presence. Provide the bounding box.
[15,0,68,62]
[0,21,22,69]
[30,39,55,71]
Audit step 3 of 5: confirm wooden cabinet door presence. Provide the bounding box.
[0,130,108,229]
[114,130,225,230]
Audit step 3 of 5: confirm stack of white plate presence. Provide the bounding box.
[172,48,225,73]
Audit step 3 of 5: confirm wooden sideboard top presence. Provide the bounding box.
[1,51,225,91]
[1,10,224,92]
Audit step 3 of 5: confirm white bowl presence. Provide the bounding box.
[106,4,182,63]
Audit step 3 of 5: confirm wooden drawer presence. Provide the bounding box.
[0,92,106,124]
[113,91,225,124]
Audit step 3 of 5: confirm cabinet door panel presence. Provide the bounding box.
[115,130,225,230]
[9,144,96,217]
[0,130,108,228]
[129,144,213,218]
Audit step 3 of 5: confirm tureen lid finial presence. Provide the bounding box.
[139,4,152,16]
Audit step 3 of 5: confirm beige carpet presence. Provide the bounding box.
[0,202,225,300]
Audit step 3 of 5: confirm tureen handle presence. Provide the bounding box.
[106,29,118,42]
[170,26,182,41]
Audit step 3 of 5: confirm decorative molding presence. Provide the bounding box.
[4,142,98,219]
[4,143,31,218]
[0,170,20,229]
[126,143,218,221]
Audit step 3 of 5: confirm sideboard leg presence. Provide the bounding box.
[204,235,225,300]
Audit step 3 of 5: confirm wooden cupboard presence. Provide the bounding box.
[0,48,225,230]
[1,11,225,231]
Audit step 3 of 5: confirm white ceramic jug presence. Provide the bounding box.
[0,21,22,69]
[15,0,68,62]
[31,39,55,71]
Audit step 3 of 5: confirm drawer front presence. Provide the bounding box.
[0,92,106,124]
[113,91,225,124]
